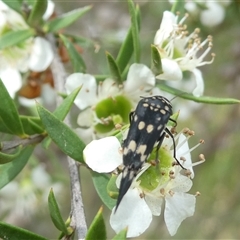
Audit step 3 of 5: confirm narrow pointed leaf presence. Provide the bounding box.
[48,189,69,234]
[85,207,106,240]
[107,174,119,200]
[0,29,35,50]
[151,44,162,75]
[42,86,82,149]
[0,222,47,240]
[0,146,22,164]
[128,0,140,63]
[92,172,116,210]
[60,34,86,73]
[116,28,133,73]
[116,5,140,73]
[37,104,85,162]
[106,52,122,84]
[53,86,81,120]
[0,117,12,134]
[21,116,44,134]
[0,146,34,189]
[0,80,26,137]
[0,116,44,135]
[158,84,240,104]
[113,228,128,240]
[44,6,92,33]
[27,0,48,27]
[1,0,23,15]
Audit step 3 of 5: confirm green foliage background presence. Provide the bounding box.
[62,1,240,239]
[1,1,240,239]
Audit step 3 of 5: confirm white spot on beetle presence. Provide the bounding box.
[138,121,145,130]
[128,140,137,152]
[146,124,154,133]
[134,115,138,122]
[160,109,166,115]
[136,144,147,156]
[143,103,149,107]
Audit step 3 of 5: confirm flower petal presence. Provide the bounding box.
[43,0,55,20]
[97,78,119,99]
[28,37,54,72]
[150,87,162,96]
[18,97,40,107]
[164,192,196,236]
[192,68,204,97]
[83,136,122,173]
[145,193,163,216]
[124,63,155,93]
[65,73,97,109]
[170,175,193,193]
[77,108,93,128]
[110,188,152,237]
[0,68,22,98]
[154,11,176,46]
[177,134,194,178]
[200,2,225,27]
[156,59,182,81]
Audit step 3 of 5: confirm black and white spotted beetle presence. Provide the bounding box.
[115,95,185,212]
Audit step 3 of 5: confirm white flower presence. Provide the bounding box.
[168,0,231,27]
[199,2,226,27]
[0,0,54,98]
[154,11,214,97]
[83,129,205,237]
[65,64,161,143]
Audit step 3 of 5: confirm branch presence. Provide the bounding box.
[47,34,87,239]
[1,134,45,152]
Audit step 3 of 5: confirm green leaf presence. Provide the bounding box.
[0,146,22,164]
[53,86,81,120]
[48,189,69,234]
[0,221,47,240]
[0,29,35,50]
[42,86,82,149]
[41,137,52,150]
[1,0,23,15]
[0,117,12,134]
[0,116,44,135]
[60,34,86,73]
[0,79,27,137]
[107,174,119,200]
[128,0,140,63]
[158,84,240,104]
[106,52,122,84]
[112,228,128,240]
[85,206,106,240]
[116,5,140,73]
[116,29,133,73]
[27,0,48,27]
[21,116,44,134]
[92,172,116,210]
[44,6,92,33]
[151,44,162,75]
[37,104,85,162]
[0,146,34,189]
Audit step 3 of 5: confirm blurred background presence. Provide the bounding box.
[1,1,240,239]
